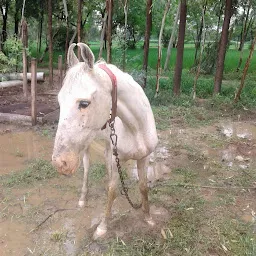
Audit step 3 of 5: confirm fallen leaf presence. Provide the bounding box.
[161,228,167,239]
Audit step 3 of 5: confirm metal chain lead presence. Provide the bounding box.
[109,120,142,209]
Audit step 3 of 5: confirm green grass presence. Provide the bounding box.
[99,181,255,256]
[88,163,106,184]
[0,159,57,187]
[30,41,256,74]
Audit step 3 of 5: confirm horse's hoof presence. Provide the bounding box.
[78,200,85,207]
[93,226,107,240]
[145,217,155,226]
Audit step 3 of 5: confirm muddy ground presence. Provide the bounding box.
[0,75,256,255]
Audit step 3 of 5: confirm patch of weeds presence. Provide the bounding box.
[41,129,50,137]
[230,168,256,187]
[89,163,106,183]
[216,193,236,206]
[0,159,57,187]
[50,229,68,242]
[219,219,256,255]
[107,236,167,256]
[173,168,198,183]
[152,106,172,130]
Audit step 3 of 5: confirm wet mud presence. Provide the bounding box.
[0,120,256,255]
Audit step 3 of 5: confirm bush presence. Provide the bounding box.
[1,36,23,73]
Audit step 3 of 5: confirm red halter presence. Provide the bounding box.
[98,64,117,129]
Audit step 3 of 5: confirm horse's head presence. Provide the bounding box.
[52,43,112,175]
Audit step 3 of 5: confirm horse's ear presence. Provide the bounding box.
[67,43,79,67]
[77,43,95,69]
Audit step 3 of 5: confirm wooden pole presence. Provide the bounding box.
[58,55,63,89]
[31,58,37,126]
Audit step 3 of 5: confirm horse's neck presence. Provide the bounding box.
[114,69,153,134]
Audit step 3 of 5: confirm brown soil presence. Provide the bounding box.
[0,71,59,117]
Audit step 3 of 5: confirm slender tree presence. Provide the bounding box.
[155,0,171,95]
[234,32,256,103]
[142,0,152,88]
[21,0,28,99]
[122,0,128,71]
[214,0,233,94]
[173,0,187,96]
[164,1,180,71]
[0,1,9,47]
[106,0,113,63]
[77,0,82,60]
[48,0,53,87]
[193,1,207,65]
[63,0,69,70]
[193,5,206,99]
[236,0,253,71]
[99,11,107,59]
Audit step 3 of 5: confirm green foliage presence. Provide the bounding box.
[0,36,23,73]
[0,51,16,74]
[53,25,74,51]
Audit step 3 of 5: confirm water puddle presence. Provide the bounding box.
[0,131,53,175]
[221,122,256,140]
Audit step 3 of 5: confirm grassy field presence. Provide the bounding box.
[30,41,256,74]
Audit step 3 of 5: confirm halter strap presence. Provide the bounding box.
[98,63,117,129]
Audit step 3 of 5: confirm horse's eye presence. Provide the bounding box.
[79,100,90,109]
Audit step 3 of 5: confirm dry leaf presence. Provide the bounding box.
[161,228,167,239]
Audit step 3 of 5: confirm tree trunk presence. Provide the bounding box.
[237,1,252,71]
[37,7,44,55]
[194,2,207,65]
[142,0,153,88]
[99,11,108,59]
[193,6,206,99]
[65,17,69,71]
[164,1,180,71]
[77,0,82,60]
[173,0,187,96]
[155,0,171,95]
[234,33,256,103]
[62,0,69,71]
[21,19,28,99]
[1,3,9,46]
[106,0,113,63]
[122,0,128,71]
[0,72,45,81]
[48,0,53,87]
[209,0,223,74]
[214,0,232,94]
[238,3,250,51]
[14,1,20,36]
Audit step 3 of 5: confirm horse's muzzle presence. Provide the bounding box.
[52,151,79,175]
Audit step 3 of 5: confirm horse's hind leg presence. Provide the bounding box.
[137,156,155,226]
[78,149,89,207]
[93,141,118,239]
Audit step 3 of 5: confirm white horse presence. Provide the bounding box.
[52,43,158,239]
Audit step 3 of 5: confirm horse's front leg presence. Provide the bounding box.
[137,156,155,226]
[93,141,118,239]
[78,149,89,207]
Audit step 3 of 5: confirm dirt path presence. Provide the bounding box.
[0,119,256,255]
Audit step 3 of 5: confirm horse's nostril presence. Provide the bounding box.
[62,160,67,167]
